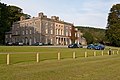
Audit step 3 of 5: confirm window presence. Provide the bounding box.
[58,29,60,35]
[51,29,53,34]
[46,29,48,34]
[78,33,80,37]
[56,29,59,35]
[50,39,53,44]
[56,38,59,44]
[16,31,18,35]
[59,29,61,35]
[75,33,77,37]
[45,38,48,44]
[69,31,71,36]
[30,30,32,34]
[26,30,28,34]
[10,34,11,38]
[61,30,63,35]
[56,29,57,35]
[34,28,36,33]
[66,31,68,36]
[23,31,25,35]
[34,37,36,43]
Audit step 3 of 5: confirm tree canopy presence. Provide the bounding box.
[76,26,105,44]
[106,4,120,47]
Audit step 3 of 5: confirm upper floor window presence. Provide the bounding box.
[69,31,71,36]
[51,29,53,34]
[78,33,80,37]
[66,31,68,36]
[56,29,59,35]
[46,29,48,34]
[58,29,60,35]
[61,30,63,35]
[75,33,77,37]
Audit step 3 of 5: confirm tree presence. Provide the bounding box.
[0,3,10,44]
[106,4,120,46]
[83,32,94,44]
[76,26,106,44]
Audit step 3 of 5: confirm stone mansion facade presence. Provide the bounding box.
[5,12,86,45]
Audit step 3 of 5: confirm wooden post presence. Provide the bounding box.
[108,51,109,55]
[94,51,96,56]
[7,54,10,65]
[36,53,39,63]
[73,52,76,59]
[85,51,87,58]
[58,52,60,60]
[102,51,104,56]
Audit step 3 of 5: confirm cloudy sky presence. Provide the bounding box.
[1,0,119,29]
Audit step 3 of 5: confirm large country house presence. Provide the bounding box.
[5,12,86,45]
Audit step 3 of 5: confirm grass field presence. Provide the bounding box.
[0,46,120,80]
[0,46,119,64]
[0,55,120,80]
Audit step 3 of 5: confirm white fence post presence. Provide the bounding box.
[58,52,60,60]
[94,51,96,56]
[102,51,104,56]
[7,53,10,65]
[36,53,39,63]
[85,51,87,58]
[73,52,76,59]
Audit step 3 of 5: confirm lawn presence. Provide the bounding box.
[0,46,120,80]
[0,46,119,64]
[0,55,120,80]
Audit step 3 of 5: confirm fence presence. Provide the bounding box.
[0,50,119,65]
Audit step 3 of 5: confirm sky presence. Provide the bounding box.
[1,0,120,29]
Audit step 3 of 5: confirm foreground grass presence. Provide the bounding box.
[0,46,119,64]
[0,55,120,80]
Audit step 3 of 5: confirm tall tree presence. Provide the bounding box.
[106,4,120,46]
[0,3,9,44]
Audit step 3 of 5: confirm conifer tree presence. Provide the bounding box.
[106,4,120,46]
